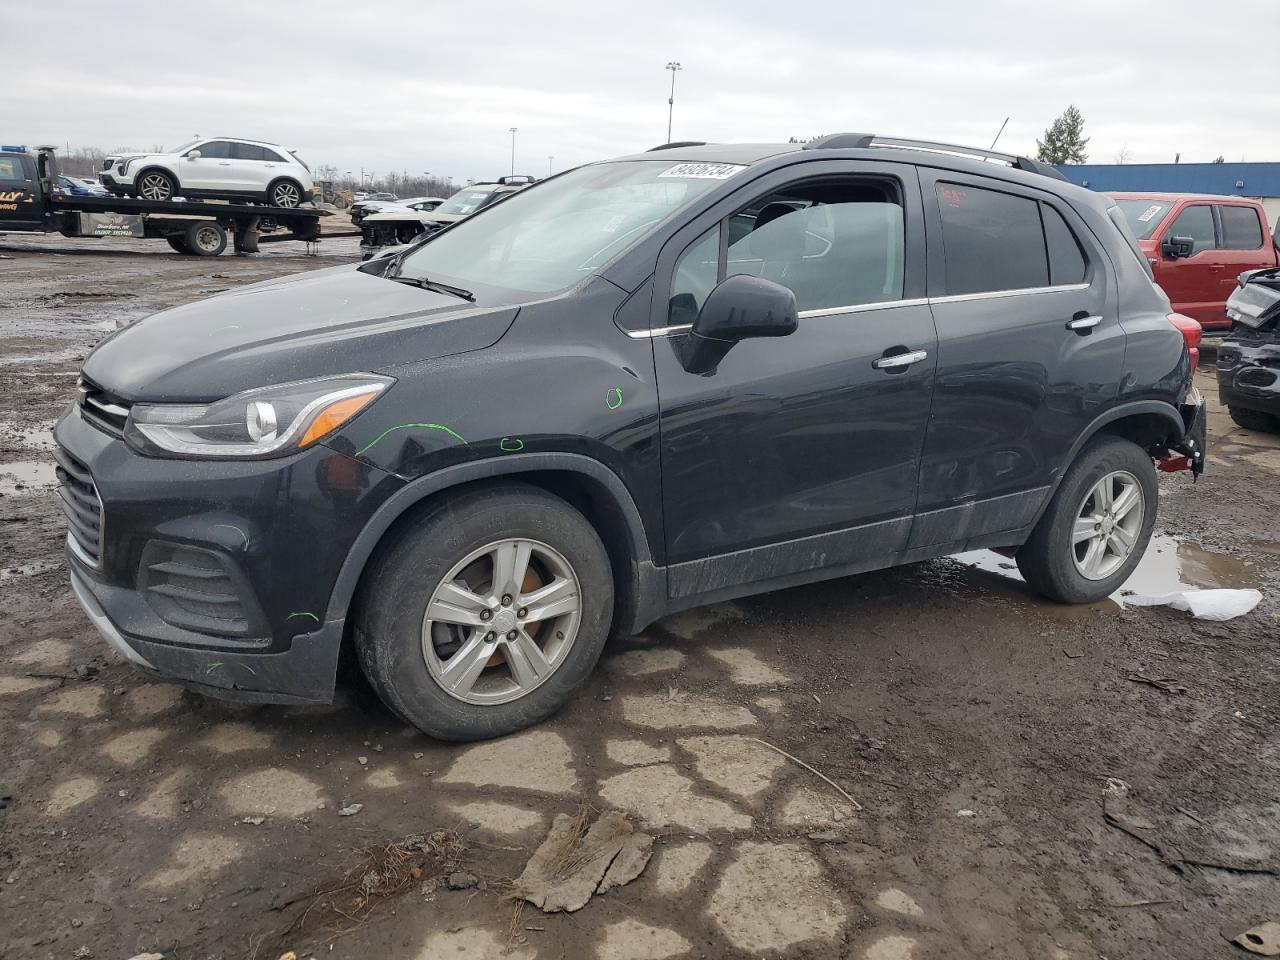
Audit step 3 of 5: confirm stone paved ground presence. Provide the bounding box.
[2,237,1278,959]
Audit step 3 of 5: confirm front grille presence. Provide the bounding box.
[140,542,260,640]
[77,376,130,437]
[101,159,112,171]
[54,447,103,567]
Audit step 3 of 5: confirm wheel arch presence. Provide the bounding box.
[267,176,303,202]
[134,165,178,191]
[325,453,665,641]
[1028,400,1184,528]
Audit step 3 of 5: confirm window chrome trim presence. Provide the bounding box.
[928,282,1089,305]
[627,323,693,339]
[799,297,929,319]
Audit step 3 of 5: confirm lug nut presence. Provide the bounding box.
[501,594,512,606]
[517,607,528,619]
[506,630,518,641]
[484,631,495,641]
[480,609,492,621]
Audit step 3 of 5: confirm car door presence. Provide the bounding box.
[915,170,1125,548]
[1152,202,1221,326]
[179,140,238,193]
[651,160,937,601]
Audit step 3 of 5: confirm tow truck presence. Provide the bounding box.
[0,145,328,256]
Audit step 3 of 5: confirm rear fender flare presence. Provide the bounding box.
[1029,400,1185,527]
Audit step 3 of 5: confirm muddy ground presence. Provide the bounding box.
[1,233,1278,960]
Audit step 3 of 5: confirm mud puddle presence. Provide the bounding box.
[952,533,1260,608]
[0,458,57,495]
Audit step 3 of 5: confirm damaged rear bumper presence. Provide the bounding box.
[1159,387,1206,475]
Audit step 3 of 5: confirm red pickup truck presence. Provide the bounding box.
[1111,193,1279,332]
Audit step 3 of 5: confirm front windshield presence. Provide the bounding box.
[436,188,496,216]
[1114,199,1174,240]
[399,160,745,294]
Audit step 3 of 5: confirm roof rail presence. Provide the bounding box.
[802,132,1066,181]
[647,141,707,151]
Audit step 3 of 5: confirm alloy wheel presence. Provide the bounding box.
[421,538,582,705]
[139,173,172,200]
[272,182,300,207]
[1071,469,1144,580]
[192,225,222,253]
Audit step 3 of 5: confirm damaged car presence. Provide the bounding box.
[55,134,1205,741]
[1218,267,1280,432]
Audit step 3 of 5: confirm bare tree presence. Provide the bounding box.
[1113,144,1133,165]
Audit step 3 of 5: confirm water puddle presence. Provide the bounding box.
[0,559,60,581]
[952,533,1260,610]
[0,459,57,495]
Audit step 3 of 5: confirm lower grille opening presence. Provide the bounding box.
[54,446,102,566]
[140,541,267,643]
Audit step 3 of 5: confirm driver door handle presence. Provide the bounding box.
[873,349,928,370]
[1066,314,1102,331]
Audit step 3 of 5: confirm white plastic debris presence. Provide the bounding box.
[1124,588,1262,621]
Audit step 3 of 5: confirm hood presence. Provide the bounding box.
[81,264,518,402]
[1227,268,1280,331]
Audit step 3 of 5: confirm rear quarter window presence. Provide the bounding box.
[1041,204,1088,285]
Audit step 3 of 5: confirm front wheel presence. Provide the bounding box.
[1228,405,1278,433]
[353,483,614,741]
[136,169,177,201]
[183,221,226,256]
[1016,435,1158,603]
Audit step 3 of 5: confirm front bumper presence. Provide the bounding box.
[54,402,401,703]
[98,171,132,192]
[1216,338,1280,416]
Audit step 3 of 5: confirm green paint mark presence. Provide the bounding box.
[499,437,525,452]
[355,422,467,458]
[206,662,224,675]
[605,387,624,410]
[213,523,250,549]
[288,611,321,624]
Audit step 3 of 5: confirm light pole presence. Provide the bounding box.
[665,61,682,143]
[548,155,554,177]
[508,127,518,177]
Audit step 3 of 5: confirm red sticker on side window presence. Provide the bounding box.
[939,185,968,208]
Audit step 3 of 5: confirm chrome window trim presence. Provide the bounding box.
[928,282,1089,305]
[628,323,693,339]
[799,297,928,319]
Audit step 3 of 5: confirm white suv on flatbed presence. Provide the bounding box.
[99,137,314,207]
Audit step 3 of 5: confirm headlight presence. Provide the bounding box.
[125,374,393,459]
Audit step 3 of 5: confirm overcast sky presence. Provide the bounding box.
[9,0,1280,183]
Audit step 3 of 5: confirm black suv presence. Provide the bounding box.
[54,134,1206,741]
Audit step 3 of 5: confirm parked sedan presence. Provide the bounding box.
[55,175,108,197]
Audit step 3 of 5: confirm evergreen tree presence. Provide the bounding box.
[1036,106,1090,164]
[1213,155,1226,164]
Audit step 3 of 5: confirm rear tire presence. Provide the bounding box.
[1016,435,1158,603]
[353,483,614,741]
[136,169,177,201]
[166,235,190,254]
[1228,405,1278,433]
[183,221,226,257]
[267,179,303,208]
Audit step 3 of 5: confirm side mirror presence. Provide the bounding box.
[186,150,201,160]
[677,274,798,375]
[1161,235,1194,259]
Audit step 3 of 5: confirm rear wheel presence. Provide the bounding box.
[166,235,190,254]
[183,221,226,257]
[1016,435,1158,603]
[136,169,177,201]
[267,179,302,208]
[1228,405,1279,433]
[354,484,614,741]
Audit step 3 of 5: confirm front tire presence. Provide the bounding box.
[267,179,303,208]
[1228,405,1278,433]
[353,483,614,741]
[183,221,226,257]
[136,169,177,201]
[1016,435,1158,603]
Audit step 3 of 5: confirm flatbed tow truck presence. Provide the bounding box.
[0,145,328,256]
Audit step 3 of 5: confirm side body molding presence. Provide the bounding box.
[322,452,664,634]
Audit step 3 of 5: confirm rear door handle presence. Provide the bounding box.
[1066,314,1102,331]
[218,161,232,166]
[873,349,928,370]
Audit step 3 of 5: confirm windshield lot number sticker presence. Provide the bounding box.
[659,163,745,180]
[1137,204,1164,222]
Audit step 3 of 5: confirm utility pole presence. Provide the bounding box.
[548,155,554,177]
[666,61,682,143]
[509,127,518,177]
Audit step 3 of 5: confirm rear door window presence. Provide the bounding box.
[935,183,1048,294]
[1166,204,1216,254]
[1219,205,1264,250]
[1041,203,1088,285]
[231,143,268,162]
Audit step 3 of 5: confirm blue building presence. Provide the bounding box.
[1055,162,1280,223]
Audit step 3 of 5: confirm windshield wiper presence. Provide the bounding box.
[389,274,476,302]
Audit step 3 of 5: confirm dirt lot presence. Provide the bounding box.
[1,233,1278,960]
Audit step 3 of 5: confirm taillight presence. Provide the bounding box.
[1168,313,1202,375]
